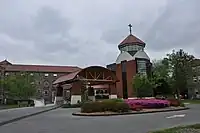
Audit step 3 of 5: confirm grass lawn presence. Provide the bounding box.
[182,99,200,104]
[149,124,200,133]
[0,104,30,110]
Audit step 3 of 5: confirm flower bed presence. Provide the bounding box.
[80,98,183,113]
[125,99,170,110]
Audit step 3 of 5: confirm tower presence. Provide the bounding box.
[118,24,146,56]
[107,24,151,98]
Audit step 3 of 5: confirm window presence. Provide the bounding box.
[37,89,42,93]
[43,90,49,96]
[53,74,57,77]
[104,90,108,94]
[192,67,196,71]
[198,76,200,81]
[193,77,197,82]
[44,73,49,77]
[137,60,147,75]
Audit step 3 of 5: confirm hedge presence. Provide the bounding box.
[81,99,130,113]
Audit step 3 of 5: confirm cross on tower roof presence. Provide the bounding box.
[128,24,132,35]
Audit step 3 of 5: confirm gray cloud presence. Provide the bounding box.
[144,0,200,52]
[0,0,200,67]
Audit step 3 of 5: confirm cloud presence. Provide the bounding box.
[144,0,200,52]
[0,0,200,67]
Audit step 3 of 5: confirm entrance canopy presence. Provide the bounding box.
[53,66,118,85]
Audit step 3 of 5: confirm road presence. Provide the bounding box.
[0,105,56,124]
[0,104,200,133]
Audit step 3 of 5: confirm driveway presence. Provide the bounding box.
[0,105,200,133]
[0,105,56,124]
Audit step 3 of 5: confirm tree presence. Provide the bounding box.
[3,72,37,100]
[167,49,194,98]
[151,59,172,96]
[152,58,170,80]
[133,74,153,98]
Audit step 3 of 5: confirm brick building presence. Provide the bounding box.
[188,59,200,99]
[53,27,151,104]
[0,60,80,104]
[107,30,151,99]
[0,25,152,105]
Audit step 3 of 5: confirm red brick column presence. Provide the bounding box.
[116,63,123,98]
[126,60,137,97]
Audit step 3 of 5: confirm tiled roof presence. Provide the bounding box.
[4,64,81,73]
[0,60,81,73]
[0,60,12,65]
[118,34,145,47]
[53,70,81,84]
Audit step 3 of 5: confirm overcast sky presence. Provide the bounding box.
[0,0,200,67]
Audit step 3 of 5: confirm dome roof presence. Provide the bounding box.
[133,49,150,60]
[118,34,145,49]
[116,51,134,64]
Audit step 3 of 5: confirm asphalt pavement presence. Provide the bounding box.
[0,105,57,125]
[0,104,200,133]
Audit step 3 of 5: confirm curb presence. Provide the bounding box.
[0,105,61,127]
[72,107,190,117]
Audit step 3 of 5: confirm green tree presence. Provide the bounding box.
[167,49,194,98]
[133,74,153,98]
[151,59,172,96]
[4,72,37,100]
[152,58,170,80]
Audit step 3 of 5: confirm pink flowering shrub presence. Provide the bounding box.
[124,99,170,109]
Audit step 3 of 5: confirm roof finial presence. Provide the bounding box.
[128,24,132,35]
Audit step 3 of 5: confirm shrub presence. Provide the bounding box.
[81,99,130,113]
[114,102,130,113]
[167,99,181,107]
[81,102,103,113]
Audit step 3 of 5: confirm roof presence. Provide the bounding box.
[0,60,12,65]
[116,51,134,64]
[133,49,150,60]
[53,66,118,85]
[118,34,145,48]
[0,60,81,73]
[53,70,81,84]
[4,64,80,73]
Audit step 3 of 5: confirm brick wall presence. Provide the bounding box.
[126,60,137,97]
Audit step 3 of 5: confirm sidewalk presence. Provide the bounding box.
[0,104,59,126]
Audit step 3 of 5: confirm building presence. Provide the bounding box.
[53,25,151,104]
[188,59,200,99]
[0,60,80,104]
[106,25,151,99]
[0,25,152,105]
